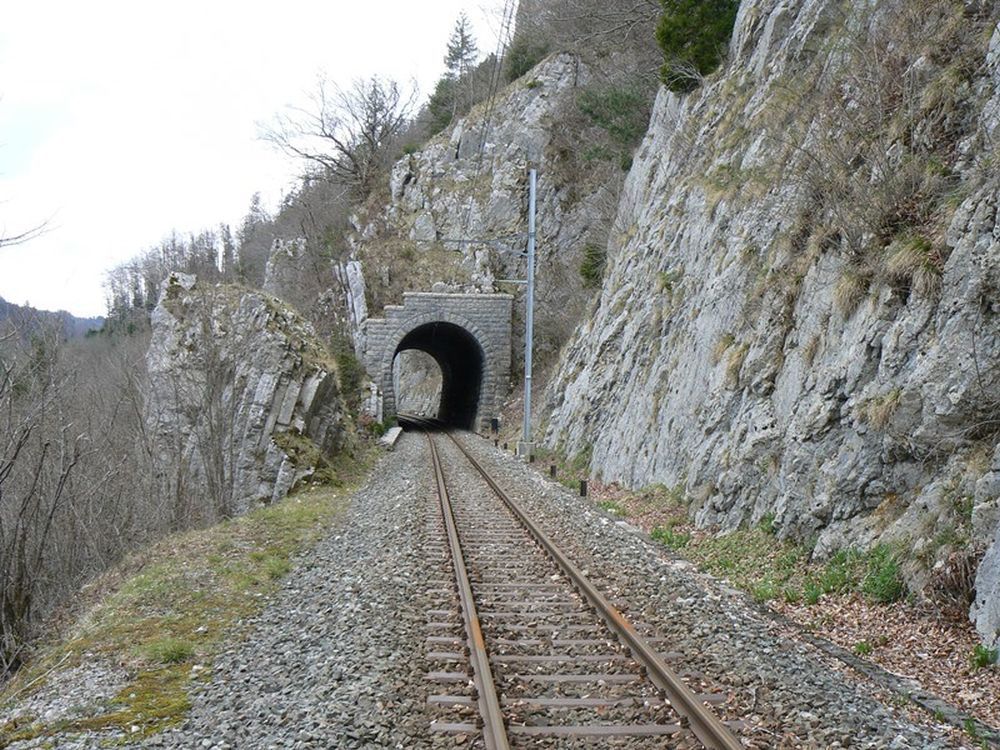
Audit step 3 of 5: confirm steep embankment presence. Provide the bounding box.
[544,0,1000,645]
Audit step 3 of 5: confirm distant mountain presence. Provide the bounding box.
[0,296,104,339]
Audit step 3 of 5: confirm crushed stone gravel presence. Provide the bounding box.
[5,431,985,748]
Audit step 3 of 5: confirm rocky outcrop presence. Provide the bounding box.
[146,273,347,516]
[973,444,1000,646]
[263,238,308,301]
[543,0,1000,642]
[351,52,621,361]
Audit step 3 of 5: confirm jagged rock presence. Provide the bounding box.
[334,259,369,355]
[351,52,614,360]
[543,1,1000,642]
[974,525,1000,647]
[146,273,347,515]
[262,238,308,301]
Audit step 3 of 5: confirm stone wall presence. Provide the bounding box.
[363,292,513,429]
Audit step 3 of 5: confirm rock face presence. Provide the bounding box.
[146,273,347,516]
[351,52,619,362]
[543,0,1000,642]
[262,238,308,301]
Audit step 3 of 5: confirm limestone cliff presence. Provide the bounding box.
[146,273,347,516]
[543,0,1000,645]
[351,52,625,363]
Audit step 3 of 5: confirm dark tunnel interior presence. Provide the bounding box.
[394,322,484,429]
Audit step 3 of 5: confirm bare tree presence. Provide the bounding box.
[261,75,417,197]
[0,318,161,675]
[0,223,46,249]
[512,0,662,82]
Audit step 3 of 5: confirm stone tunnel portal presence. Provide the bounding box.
[394,322,484,429]
[362,293,513,432]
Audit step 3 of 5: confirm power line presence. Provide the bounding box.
[458,0,517,254]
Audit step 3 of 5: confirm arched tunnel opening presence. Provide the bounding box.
[393,321,484,430]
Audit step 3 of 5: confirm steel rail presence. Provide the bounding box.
[444,431,744,750]
[425,433,511,750]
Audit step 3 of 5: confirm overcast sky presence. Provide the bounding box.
[0,0,506,317]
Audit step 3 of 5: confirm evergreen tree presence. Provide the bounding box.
[656,0,738,93]
[443,13,479,122]
[445,12,479,81]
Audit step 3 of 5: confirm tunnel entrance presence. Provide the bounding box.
[362,292,513,432]
[393,321,485,429]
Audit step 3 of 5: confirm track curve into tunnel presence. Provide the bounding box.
[393,321,484,429]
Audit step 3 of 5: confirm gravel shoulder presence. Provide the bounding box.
[141,434,439,749]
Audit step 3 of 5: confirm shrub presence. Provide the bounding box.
[505,36,549,82]
[927,546,982,619]
[578,86,650,149]
[970,644,998,671]
[580,244,607,287]
[330,334,365,407]
[656,0,740,93]
[861,544,906,603]
[854,641,874,656]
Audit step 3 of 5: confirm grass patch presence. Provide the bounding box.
[651,521,691,550]
[666,525,907,609]
[970,644,998,671]
[597,500,625,516]
[580,244,607,288]
[0,447,374,745]
[682,527,806,592]
[143,638,195,665]
[860,544,906,603]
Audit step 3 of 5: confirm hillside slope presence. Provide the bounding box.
[0,296,103,338]
[543,0,1000,645]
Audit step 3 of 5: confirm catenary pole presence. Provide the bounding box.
[520,168,537,459]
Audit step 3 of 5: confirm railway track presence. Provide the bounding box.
[404,415,743,749]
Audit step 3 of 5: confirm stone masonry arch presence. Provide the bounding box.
[362,293,513,430]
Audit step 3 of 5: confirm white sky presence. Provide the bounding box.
[0,0,507,317]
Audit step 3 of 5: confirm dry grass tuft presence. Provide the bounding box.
[834,270,870,317]
[861,388,903,429]
[885,233,945,295]
[711,332,735,365]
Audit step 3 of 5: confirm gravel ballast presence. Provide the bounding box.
[6,431,982,748]
[453,432,978,750]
